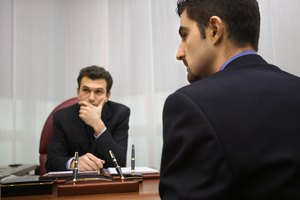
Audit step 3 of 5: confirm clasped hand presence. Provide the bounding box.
[74,153,105,171]
[78,98,107,134]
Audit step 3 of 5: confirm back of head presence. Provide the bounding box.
[77,65,113,93]
[177,0,260,51]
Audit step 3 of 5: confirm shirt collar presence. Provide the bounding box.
[219,50,257,71]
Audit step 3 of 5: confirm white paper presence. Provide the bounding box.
[107,167,159,175]
[44,170,100,177]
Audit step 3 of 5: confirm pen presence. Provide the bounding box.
[109,150,124,180]
[73,151,79,182]
[131,144,135,174]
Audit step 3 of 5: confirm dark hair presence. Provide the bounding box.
[177,0,260,51]
[77,65,113,93]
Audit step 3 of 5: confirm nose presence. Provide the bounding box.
[176,47,185,61]
[88,92,95,102]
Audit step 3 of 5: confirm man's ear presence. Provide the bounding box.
[106,92,111,102]
[209,16,224,44]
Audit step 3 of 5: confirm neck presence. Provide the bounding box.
[214,43,255,72]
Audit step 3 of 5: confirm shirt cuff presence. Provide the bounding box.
[94,127,107,139]
[66,157,74,170]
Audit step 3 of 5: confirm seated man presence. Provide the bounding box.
[46,65,130,172]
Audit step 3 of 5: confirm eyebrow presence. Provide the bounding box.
[81,85,104,91]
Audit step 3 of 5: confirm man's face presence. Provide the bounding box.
[77,76,110,106]
[176,10,216,83]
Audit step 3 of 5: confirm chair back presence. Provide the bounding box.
[39,97,78,175]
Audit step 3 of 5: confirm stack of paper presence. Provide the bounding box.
[107,167,159,175]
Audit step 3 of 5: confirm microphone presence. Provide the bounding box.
[109,150,124,180]
[131,144,135,175]
[72,152,79,182]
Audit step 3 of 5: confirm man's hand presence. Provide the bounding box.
[79,98,107,134]
[73,153,105,171]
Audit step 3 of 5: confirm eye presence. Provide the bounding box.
[82,88,90,93]
[180,33,187,41]
[179,27,188,41]
[94,89,104,95]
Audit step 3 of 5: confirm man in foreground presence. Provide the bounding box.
[160,0,300,199]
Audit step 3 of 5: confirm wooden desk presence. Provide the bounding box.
[1,179,160,200]
[0,164,38,179]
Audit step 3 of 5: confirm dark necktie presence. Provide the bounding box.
[85,125,95,145]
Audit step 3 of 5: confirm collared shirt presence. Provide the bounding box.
[219,50,257,71]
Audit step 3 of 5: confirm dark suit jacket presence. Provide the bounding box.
[159,54,300,200]
[46,100,130,172]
